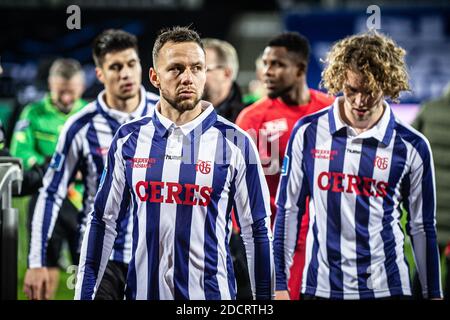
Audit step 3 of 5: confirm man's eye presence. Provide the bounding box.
[170,67,182,73]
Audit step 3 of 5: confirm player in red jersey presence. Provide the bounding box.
[236,32,334,300]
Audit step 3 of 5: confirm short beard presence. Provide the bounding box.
[267,84,294,99]
[161,88,202,113]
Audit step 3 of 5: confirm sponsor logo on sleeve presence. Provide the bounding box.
[49,152,65,171]
[281,155,290,176]
[98,168,107,189]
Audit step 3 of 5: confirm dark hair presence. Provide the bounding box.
[92,29,138,67]
[152,26,204,66]
[267,32,310,64]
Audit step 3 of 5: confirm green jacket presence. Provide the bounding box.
[10,94,88,209]
[413,86,450,245]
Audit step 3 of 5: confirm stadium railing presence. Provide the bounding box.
[0,157,22,300]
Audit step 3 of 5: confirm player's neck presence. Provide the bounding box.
[159,100,203,126]
[104,91,141,114]
[280,83,310,106]
[339,97,385,134]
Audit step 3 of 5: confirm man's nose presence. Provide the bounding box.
[120,66,131,79]
[61,93,74,106]
[263,65,273,77]
[181,68,194,84]
[354,93,363,106]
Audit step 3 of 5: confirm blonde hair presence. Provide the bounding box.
[321,32,410,102]
[203,38,239,80]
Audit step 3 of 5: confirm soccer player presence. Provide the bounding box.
[236,32,334,300]
[23,29,159,300]
[75,26,274,300]
[11,58,87,299]
[274,32,443,300]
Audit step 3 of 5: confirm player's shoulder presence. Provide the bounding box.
[61,101,98,136]
[20,98,47,118]
[116,114,154,141]
[213,115,254,142]
[295,104,331,131]
[394,116,432,153]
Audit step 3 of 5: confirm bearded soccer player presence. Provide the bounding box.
[274,32,443,300]
[236,32,334,299]
[75,26,274,300]
[23,29,158,300]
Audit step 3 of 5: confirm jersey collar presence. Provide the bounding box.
[328,97,395,146]
[152,100,217,138]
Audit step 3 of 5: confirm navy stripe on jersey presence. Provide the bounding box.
[225,170,237,298]
[326,129,347,299]
[354,138,377,299]
[302,119,321,295]
[203,130,230,300]
[86,122,104,187]
[145,127,167,300]
[243,137,272,299]
[205,121,239,299]
[381,132,407,295]
[124,120,153,299]
[174,132,201,300]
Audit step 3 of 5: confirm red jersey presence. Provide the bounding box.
[236,89,334,219]
[236,89,334,299]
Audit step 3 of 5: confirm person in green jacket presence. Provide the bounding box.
[413,83,450,300]
[10,58,87,299]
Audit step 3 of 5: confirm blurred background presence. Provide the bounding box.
[1,0,449,137]
[0,0,449,299]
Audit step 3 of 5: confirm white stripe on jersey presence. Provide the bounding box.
[28,86,158,268]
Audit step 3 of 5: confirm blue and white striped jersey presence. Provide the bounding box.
[28,86,158,268]
[274,98,442,299]
[75,101,274,300]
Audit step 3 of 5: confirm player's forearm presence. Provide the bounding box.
[410,228,443,298]
[273,205,302,291]
[75,214,116,300]
[27,190,65,267]
[242,216,274,300]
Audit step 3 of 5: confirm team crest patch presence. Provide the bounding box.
[49,152,65,171]
[281,155,289,176]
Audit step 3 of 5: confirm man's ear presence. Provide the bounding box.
[224,67,234,81]
[95,67,105,84]
[296,61,307,77]
[149,67,160,89]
